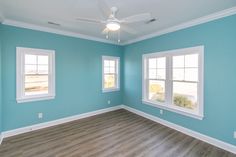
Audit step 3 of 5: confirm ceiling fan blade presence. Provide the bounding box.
[121,13,151,23]
[97,0,110,18]
[102,28,109,34]
[121,25,137,34]
[76,18,105,24]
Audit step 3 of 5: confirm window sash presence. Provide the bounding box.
[24,73,49,96]
[104,64,117,74]
[172,81,199,111]
[147,79,166,103]
[103,73,117,89]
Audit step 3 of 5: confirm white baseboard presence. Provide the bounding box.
[0,134,3,145]
[120,105,236,154]
[1,105,122,139]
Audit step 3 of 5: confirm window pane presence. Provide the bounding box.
[104,60,110,67]
[25,65,37,74]
[173,82,197,110]
[104,74,116,88]
[149,58,157,69]
[109,60,115,67]
[185,54,198,68]
[148,80,165,102]
[185,68,198,82]
[25,54,37,64]
[173,55,184,68]
[25,82,48,96]
[110,67,115,73]
[38,55,48,65]
[157,69,165,79]
[173,68,184,80]
[25,75,48,83]
[38,65,48,74]
[149,69,157,79]
[157,57,166,69]
[104,67,110,74]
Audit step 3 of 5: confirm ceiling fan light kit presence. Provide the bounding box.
[106,21,120,31]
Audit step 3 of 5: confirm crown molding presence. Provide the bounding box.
[122,6,236,45]
[2,19,120,45]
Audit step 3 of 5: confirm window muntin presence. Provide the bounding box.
[17,47,55,103]
[142,46,204,119]
[102,56,120,92]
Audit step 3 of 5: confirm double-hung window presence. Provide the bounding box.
[142,46,204,119]
[16,47,55,103]
[102,56,120,92]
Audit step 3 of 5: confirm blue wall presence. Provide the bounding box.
[123,14,236,145]
[0,24,2,132]
[0,25,123,131]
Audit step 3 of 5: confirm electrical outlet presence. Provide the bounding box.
[38,113,43,119]
[160,109,163,115]
[108,100,111,104]
[234,131,236,139]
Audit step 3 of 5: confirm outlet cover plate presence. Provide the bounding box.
[38,113,43,119]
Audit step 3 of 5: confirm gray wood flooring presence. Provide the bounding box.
[0,109,235,157]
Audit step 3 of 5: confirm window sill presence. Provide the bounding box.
[17,95,55,103]
[102,88,120,93]
[142,99,204,120]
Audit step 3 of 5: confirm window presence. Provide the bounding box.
[142,46,204,119]
[16,47,55,103]
[102,56,120,92]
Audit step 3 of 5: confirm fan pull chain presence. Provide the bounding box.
[106,31,109,39]
[118,30,121,43]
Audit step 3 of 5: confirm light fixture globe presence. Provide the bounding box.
[106,22,120,31]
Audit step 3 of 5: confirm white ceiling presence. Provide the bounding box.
[0,0,236,44]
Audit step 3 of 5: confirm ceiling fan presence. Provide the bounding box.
[76,1,152,43]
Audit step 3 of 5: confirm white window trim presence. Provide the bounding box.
[102,56,120,93]
[16,47,56,103]
[142,46,204,120]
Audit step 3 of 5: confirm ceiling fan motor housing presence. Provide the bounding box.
[110,7,118,16]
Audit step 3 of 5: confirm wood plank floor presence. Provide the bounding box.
[0,109,235,157]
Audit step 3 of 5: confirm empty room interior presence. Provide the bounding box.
[0,0,236,156]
